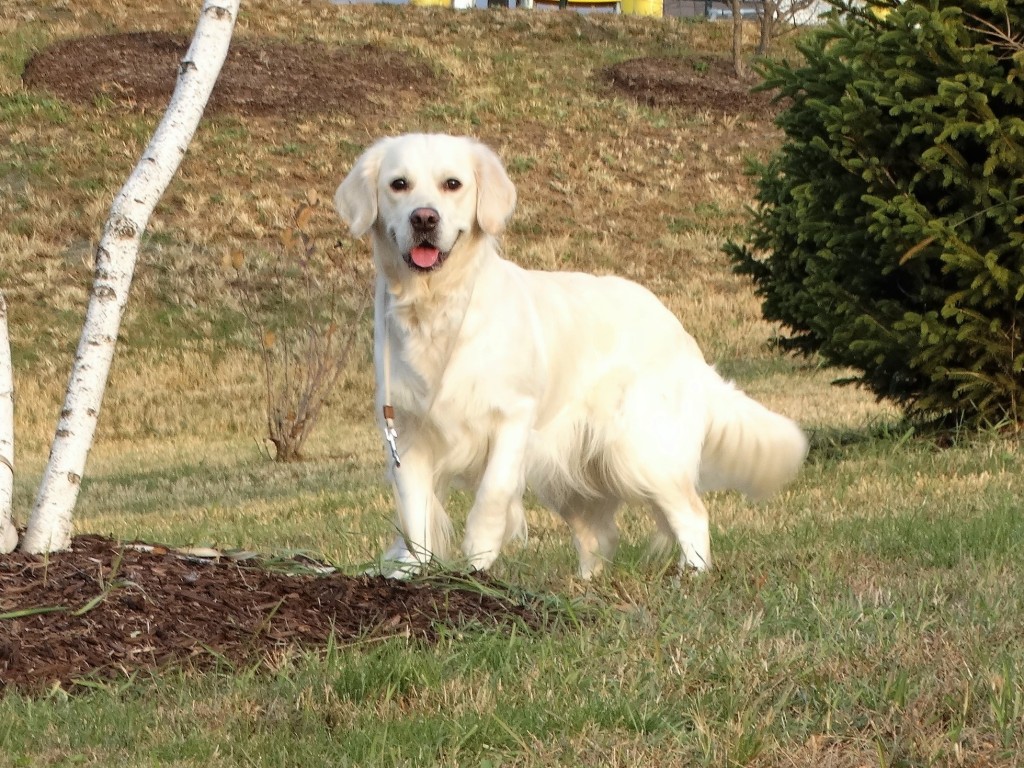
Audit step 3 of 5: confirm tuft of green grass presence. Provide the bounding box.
[0,92,68,124]
[0,26,50,88]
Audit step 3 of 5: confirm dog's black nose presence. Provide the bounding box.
[410,207,440,232]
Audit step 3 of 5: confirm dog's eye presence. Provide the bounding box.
[443,178,462,191]
[390,178,408,192]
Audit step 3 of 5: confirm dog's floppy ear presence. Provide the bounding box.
[473,141,517,236]
[334,139,391,238]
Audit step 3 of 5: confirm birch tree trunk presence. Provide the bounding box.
[0,293,16,554]
[18,0,240,554]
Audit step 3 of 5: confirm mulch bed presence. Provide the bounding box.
[0,535,549,695]
[22,33,774,121]
[22,31,443,118]
[603,55,780,118]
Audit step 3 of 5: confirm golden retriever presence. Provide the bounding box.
[335,133,807,578]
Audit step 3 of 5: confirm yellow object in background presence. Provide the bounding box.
[625,0,661,15]
[410,0,452,7]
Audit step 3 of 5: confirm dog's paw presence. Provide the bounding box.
[366,559,424,580]
[366,550,428,580]
[382,564,421,580]
[577,559,606,580]
[678,554,711,575]
[461,540,499,572]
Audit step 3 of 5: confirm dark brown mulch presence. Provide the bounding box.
[22,31,443,118]
[0,535,549,695]
[603,55,780,118]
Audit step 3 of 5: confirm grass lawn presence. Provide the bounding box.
[1,0,1022,765]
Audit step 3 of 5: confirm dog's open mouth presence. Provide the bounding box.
[406,243,445,271]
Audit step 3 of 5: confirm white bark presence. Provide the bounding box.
[19,0,240,554]
[0,293,16,554]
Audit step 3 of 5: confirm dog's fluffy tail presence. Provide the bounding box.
[697,377,808,500]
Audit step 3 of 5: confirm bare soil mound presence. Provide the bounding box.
[0,535,548,695]
[22,31,442,118]
[604,56,778,117]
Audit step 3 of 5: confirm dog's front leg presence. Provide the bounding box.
[462,418,531,571]
[381,441,438,577]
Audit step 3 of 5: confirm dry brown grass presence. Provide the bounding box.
[1,0,829,456]
[0,0,903,564]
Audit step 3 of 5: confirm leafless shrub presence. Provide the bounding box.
[966,10,1024,58]
[755,0,831,57]
[225,193,369,462]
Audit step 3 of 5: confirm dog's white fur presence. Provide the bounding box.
[335,133,808,578]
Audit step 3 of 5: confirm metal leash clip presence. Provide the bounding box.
[382,404,401,468]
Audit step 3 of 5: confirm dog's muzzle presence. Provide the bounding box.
[404,207,446,271]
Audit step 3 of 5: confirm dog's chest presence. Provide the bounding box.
[387,298,493,424]
[390,301,459,388]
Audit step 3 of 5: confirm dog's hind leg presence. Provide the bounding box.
[648,481,711,572]
[558,494,620,579]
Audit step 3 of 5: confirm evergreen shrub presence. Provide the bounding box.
[726,0,1024,428]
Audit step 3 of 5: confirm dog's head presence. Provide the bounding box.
[334,134,517,276]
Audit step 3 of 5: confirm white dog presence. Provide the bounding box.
[335,133,807,578]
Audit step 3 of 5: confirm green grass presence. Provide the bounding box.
[1,0,1023,765]
[3,429,1022,766]
[0,25,50,87]
[0,93,68,125]
[3,492,1023,766]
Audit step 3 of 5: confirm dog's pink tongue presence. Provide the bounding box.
[410,246,440,269]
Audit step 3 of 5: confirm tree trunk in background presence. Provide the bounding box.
[758,0,775,56]
[18,0,241,554]
[731,0,746,79]
[0,293,16,554]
